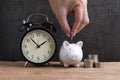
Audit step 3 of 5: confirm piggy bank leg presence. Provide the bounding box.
[75,64,80,68]
[63,63,69,67]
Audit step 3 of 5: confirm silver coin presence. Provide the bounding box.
[95,62,104,68]
[88,54,98,63]
[84,59,94,68]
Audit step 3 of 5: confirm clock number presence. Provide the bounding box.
[43,34,46,37]
[31,55,34,59]
[44,55,47,60]
[48,51,51,54]
[25,51,29,55]
[27,39,30,42]
[50,44,53,48]
[37,56,40,61]
[48,51,52,58]
[48,38,51,42]
[24,45,27,48]
[30,34,34,38]
[26,51,29,54]
[36,33,40,36]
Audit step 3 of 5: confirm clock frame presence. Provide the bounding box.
[20,28,57,64]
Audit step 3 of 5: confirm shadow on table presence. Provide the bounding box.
[0,61,84,68]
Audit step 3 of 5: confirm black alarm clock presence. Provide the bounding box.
[20,14,57,65]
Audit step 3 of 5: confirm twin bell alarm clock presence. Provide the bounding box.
[20,14,57,65]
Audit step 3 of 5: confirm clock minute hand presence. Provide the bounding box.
[38,41,47,47]
[29,37,39,48]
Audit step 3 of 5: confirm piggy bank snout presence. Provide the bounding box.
[67,54,79,60]
[71,55,78,60]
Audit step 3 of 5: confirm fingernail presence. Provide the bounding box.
[71,31,74,35]
[72,32,76,37]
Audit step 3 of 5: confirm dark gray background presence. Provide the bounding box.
[0,0,120,62]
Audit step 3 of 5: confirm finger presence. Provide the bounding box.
[71,4,84,37]
[77,5,89,34]
[56,11,71,37]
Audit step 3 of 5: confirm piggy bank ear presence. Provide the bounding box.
[63,41,70,48]
[76,41,83,47]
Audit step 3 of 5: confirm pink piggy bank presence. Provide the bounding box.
[59,41,83,67]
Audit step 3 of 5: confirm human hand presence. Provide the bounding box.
[49,0,89,37]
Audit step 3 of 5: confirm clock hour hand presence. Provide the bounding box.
[38,41,47,48]
[29,37,39,48]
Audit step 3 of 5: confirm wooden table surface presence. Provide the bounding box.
[0,61,119,80]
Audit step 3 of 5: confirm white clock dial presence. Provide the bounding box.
[21,29,56,63]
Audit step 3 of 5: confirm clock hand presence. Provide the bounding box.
[29,37,39,48]
[38,41,47,48]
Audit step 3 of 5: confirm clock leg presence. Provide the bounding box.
[48,62,52,67]
[24,61,29,67]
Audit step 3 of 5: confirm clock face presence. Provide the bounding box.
[21,29,56,64]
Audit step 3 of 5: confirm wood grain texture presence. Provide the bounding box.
[0,61,119,80]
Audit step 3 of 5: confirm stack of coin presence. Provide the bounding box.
[88,54,98,63]
[84,59,93,68]
[95,62,104,68]
[84,54,104,68]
